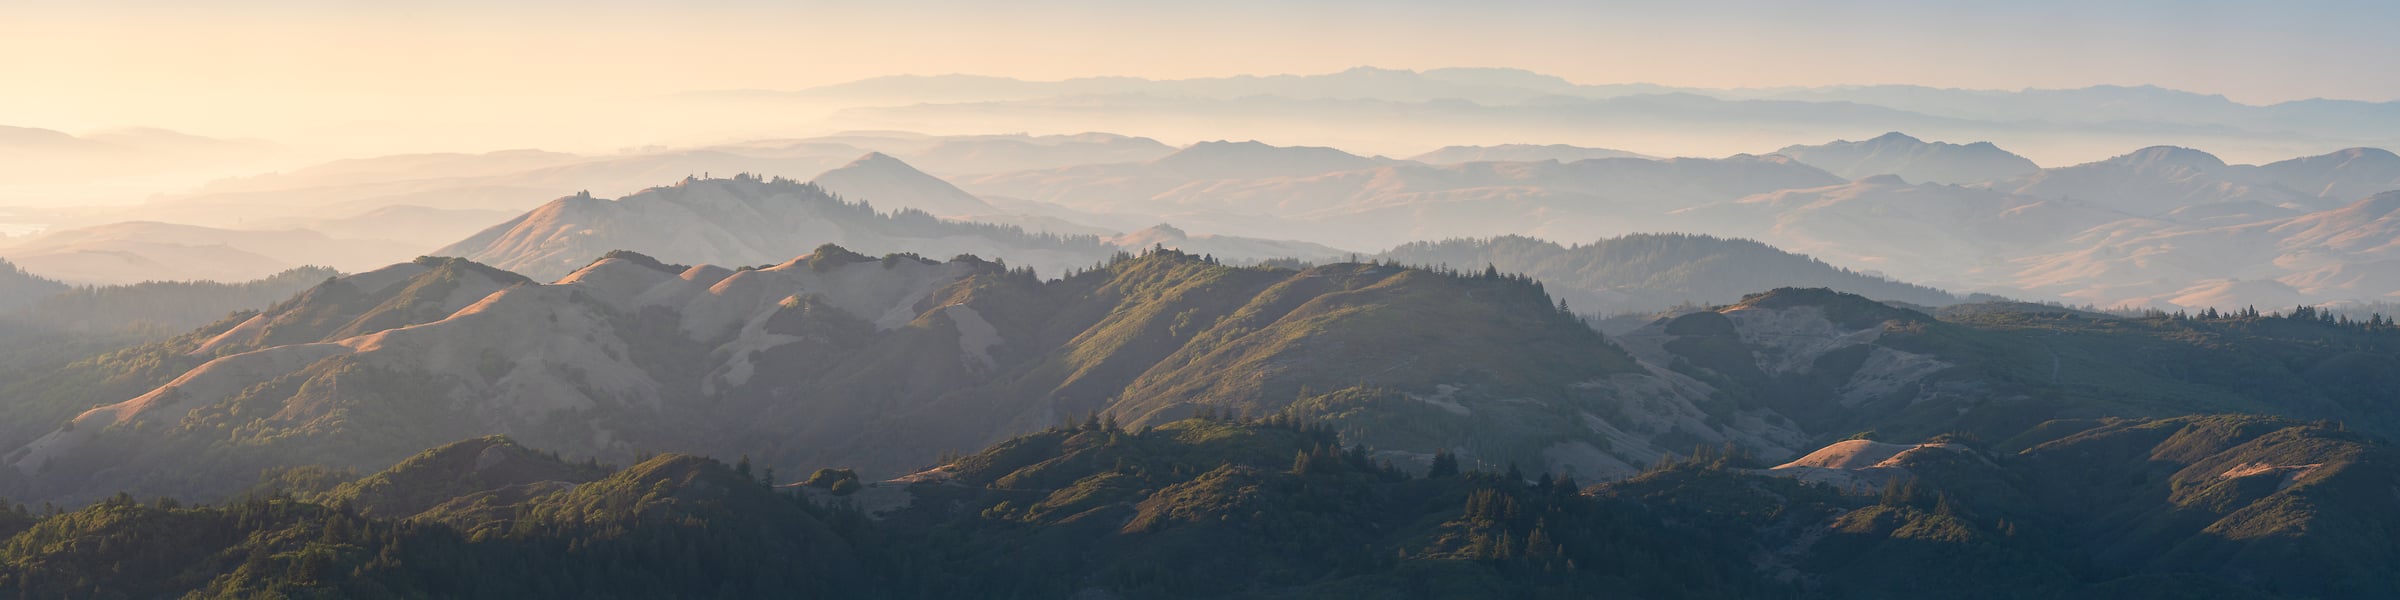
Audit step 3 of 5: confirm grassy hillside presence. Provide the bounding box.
[0,267,339,457]
[3,247,1651,506]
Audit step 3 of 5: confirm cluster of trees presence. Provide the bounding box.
[895,414,1782,598]
[0,258,67,312]
[2147,304,2397,329]
[1,265,335,335]
[798,467,860,496]
[2,461,878,598]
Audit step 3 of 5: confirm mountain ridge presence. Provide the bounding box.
[5,245,1789,505]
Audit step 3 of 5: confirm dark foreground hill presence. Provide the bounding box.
[4,412,2393,598]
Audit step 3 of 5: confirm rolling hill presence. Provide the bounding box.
[1376,233,1958,312]
[1670,175,2125,294]
[1614,288,2400,445]
[808,152,1001,216]
[6,246,1812,505]
[1774,131,2040,184]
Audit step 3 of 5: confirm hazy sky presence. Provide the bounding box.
[5,0,2395,149]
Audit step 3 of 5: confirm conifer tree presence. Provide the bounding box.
[1428,449,1461,478]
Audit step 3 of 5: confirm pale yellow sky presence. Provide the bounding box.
[8,1,2391,145]
[0,0,2387,182]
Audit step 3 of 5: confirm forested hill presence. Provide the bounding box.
[5,411,2395,598]
[0,259,65,312]
[1376,233,1958,313]
[6,266,337,334]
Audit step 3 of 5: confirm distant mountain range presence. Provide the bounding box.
[1670,145,2400,309]
[956,141,1844,249]
[12,123,2400,312]
[810,131,1177,175]
[0,221,405,285]
[946,135,2400,309]
[1987,145,2399,217]
[732,67,2400,165]
[1409,143,1653,164]
[733,67,2400,132]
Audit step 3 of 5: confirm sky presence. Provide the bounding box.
[3,0,2395,154]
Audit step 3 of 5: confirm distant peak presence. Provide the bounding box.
[2113,146,2225,170]
[2333,147,2400,161]
[804,243,868,262]
[1109,223,1196,248]
[843,151,914,168]
[1184,140,1272,151]
[1867,131,1922,144]
[409,256,535,285]
[586,249,690,275]
[1856,174,1910,186]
